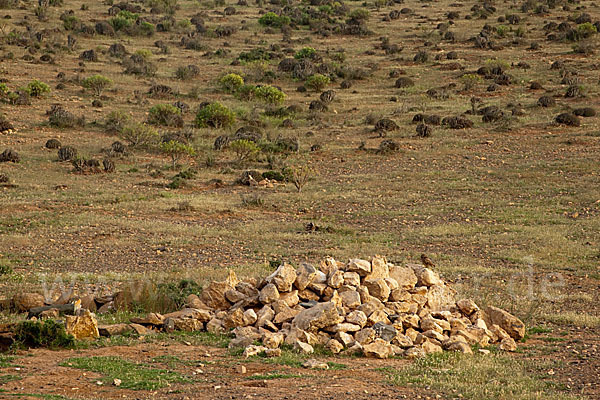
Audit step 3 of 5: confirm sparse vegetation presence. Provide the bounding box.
[195,102,235,128]
[81,74,112,96]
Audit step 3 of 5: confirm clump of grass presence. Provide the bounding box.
[382,352,579,400]
[246,372,301,380]
[14,320,75,349]
[60,356,189,390]
[541,311,600,328]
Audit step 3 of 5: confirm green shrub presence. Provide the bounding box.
[195,102,235,129]
[135,49,152,60]
[236,84,257,101]
[24,80,50,97]
[0,83,8,96]
[139,21,156,36]
[81,74,112,96]
[148,104,183,127]
[160,140,195,169]
[254,85,286,105]
[294,47,316,60]
[0,263,12,275]
[62,15,80,30]
[156,279,201,310]
[119,123,159,147]
[576,22,597,39]
[219,73,244,92]
[109,10,138,31]
[14,320,75,349]
[258,12,290,28]
[304,74,330,91]
[460,73,482,90]
[496,25,509,37]
[175,65,200,80]
[229,139,260,162]
[105,110,131,133]
[348,8,369,21]
[146,0,178,15]
[238,48,270,62]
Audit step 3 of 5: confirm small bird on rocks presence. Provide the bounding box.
[421,253,435,268]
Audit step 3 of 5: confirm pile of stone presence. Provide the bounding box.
[168,256,524,358]
[1,256,526,359]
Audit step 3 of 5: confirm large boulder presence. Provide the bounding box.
[363,338,394,359]
[65,310,99,340]
[365,256,389,280]
[292,301,343,332]
[347,259,371,277]
[484,306,525,340]
[13,293,45,312]
[295,263,318,290]
[388,265,418,289]
[201,281,233,310]
[426,284,457,311]
[266,263,297,292]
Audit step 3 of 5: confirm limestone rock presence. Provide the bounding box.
[340,290,361,309]
[335,331,354,347]
[426,284,457,311]
[262,331,284,348]
[65,310,99,340]
[363,279,391,302]
[256,305,275,327]
[303,359,328,369]
[327,270,345,289]
[355,328,376,345]
[446,340,473,353]
[267,263,297,292]
[201,281,233,310]
[291,301,342,332]
[295,263,317,290]
[363,338,393,359]
[294,340,314,354]
[422,340,443,354]
[172,318,203,332]
[243,309,257,326]
[347,259,371,277]
[404,346,426,359]
[130,312,164,326]
[500,337,517,352]
[98,324,132,337]
[365,256,389,280]
[345,310,367,327]
[223,308,245,329]
[259,284,280,304]
[206,318,224,333]
[13,293,45,313]
[343,272,361,287]
[484,306,525,340]
[409,264,442,287]
[326,338,344,354]
[388,265,418,289]
[456,299,479,316]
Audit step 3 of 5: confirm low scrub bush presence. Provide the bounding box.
[305,74,330,91]
[195,102,235,128]
[148,104,183,127]
[24,80,51,97]
[119,123,159,147]
[82,75,112,96]
[14,320,75,349]
[219,73,244,92]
